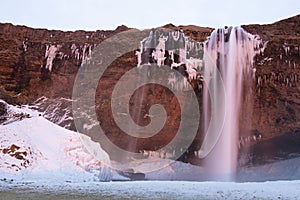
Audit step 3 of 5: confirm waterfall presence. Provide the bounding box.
[202,27,261,180]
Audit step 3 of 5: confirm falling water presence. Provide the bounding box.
[202,27,262,180]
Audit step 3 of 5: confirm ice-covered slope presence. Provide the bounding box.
[0,100,112,182]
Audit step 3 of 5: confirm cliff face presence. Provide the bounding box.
[0,16,300,163]
[243,15,300,140]
[0,23,128,103]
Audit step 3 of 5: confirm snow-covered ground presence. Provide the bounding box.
[0,179,300,199]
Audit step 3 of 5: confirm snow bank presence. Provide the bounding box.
[238,156,300,182]
[0,101,112,182]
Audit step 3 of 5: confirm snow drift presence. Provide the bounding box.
[0,100,112,182]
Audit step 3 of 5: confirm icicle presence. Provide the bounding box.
[71,44,77,54]
[283,43,290,56]
[75,49,80,60]
[135,50,142,68]
[186,61,198,81]
[257,76,262,87]
[156,50,165,66]
[88,45,92,58]
[82,44,87,65]
[157,35,167,53]
[22,39,28,52]
[261,41,269,55]
[44,44,49,58]
[44,45,60,71]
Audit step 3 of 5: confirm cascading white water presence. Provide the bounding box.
[202,27,262,180]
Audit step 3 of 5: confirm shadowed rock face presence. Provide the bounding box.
[0,102,7,116]
[0,15,300,165]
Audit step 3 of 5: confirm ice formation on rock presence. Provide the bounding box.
[70,43,93,66]
[135,50,142,68]
[137,29,204,91]
[44,44,61,71]
[22,39,28,52]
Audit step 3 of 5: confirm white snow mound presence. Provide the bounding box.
[0,101,112,182]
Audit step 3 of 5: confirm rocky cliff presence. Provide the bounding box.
[243,15,300,140]
[0,23,129,103]
[0,15,300,165]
